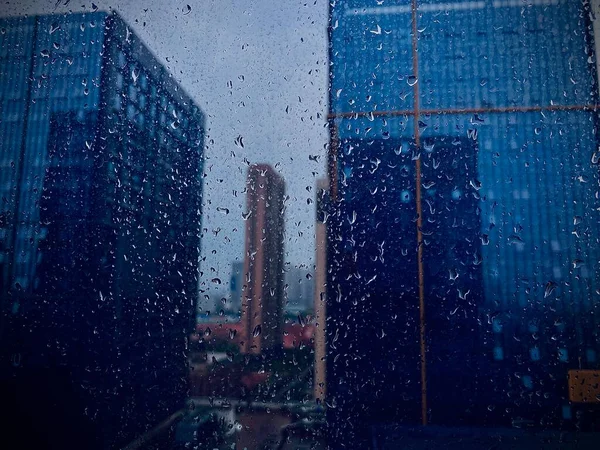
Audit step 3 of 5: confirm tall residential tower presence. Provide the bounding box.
[240,164,285,354]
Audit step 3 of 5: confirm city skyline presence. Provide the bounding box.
[0,0,330,313]
[2,1,600,449]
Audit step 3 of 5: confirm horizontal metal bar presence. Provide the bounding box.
[328,103,600,120]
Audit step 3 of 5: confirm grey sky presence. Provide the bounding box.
[1,0,329,310]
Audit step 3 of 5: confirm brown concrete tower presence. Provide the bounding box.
[240,164,285,354]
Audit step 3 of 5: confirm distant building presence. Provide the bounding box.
[314,178,328,403]
[240,164,285,354]
[0,12,204,448]
[285,266,314,313]
[229,260,244,314]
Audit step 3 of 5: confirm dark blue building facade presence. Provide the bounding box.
[0,12,204,448]
[327,0,600,445]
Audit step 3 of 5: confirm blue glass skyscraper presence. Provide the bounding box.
[327,0,600,445]
[0,12,204,448]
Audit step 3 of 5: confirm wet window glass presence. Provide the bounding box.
[1,1,600,449]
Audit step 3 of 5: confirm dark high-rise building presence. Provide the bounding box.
[0,12,204,448]
[327,0,600,446]
[240,164,285,354]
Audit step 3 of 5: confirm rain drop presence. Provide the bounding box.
[370,24,381,35]
[544,281,557,298]
[348,210,357,225]
[469,179,482,190]
[508,235,524,245]
[449,268,459,281]
[234,135,244,148]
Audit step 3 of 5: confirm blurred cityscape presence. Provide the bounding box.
[1,1,600,450]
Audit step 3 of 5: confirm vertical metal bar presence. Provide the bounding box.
[411,0,428,427]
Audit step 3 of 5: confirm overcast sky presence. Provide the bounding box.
[1,0,330,310]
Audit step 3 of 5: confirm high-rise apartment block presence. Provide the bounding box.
[240,164,285,354]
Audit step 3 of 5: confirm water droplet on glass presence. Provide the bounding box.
[234,135,244,148]
[544,281,557,298]
[572,259,585,269]
[449,268,459,281]
[407,76,418,86]
[252,324,262,337]
[348,210,357,225]
[49,23,60,34]
[40,49,50,58]
[229,329,237,340]
[370,24,382,35]
[211,277,222,285]
[508,235,524,245]
[469,179,482,190]
[423,142,435,153]
[573,216,583,225]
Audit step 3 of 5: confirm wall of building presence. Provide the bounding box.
[327,0,600,443]
[0,11,204,448]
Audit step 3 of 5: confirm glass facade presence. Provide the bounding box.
[0,12,204,448]
[327,0,600,444]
